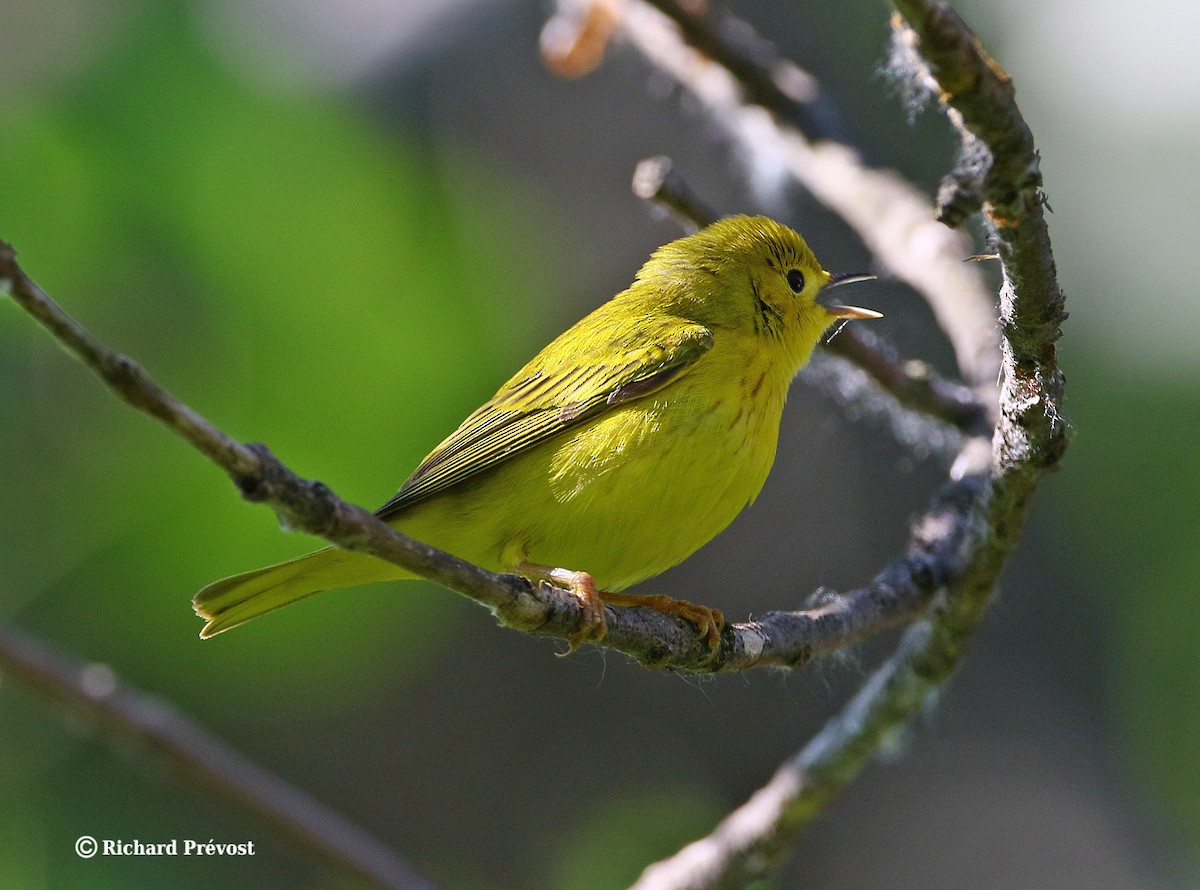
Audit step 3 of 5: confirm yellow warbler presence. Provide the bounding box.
[194,216,877,648]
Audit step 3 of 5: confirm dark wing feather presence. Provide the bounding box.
[376,319,713,519]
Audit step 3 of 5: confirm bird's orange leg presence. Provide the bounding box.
[519,562,607,653]
[518,563,725,658]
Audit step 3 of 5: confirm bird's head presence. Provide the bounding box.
[639,215,879,366]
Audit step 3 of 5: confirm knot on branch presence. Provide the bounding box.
[106,353,144,390]
[236,443,340,535]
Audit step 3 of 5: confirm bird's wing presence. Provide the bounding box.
[376,319,714,518]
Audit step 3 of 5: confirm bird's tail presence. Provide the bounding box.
[193,547,411,638]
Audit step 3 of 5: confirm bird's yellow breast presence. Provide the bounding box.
[392,328,797,591]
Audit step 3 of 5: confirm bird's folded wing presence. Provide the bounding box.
[375,319,713,518]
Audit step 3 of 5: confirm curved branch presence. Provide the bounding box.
[632,601,973,890]
[889,1,1067,477]
[629,0,1067,884]
[0,622,435,890]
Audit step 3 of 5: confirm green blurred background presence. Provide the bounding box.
[1,0,1195,887]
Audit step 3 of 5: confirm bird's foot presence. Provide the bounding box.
[520,563,607,654]
[601,590,724,660]
[518,564,724,661]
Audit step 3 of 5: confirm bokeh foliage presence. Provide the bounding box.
[1055,352,1200,853]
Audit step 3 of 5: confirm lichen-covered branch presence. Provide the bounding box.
[889,1,1067,467]
[631,600,977,890]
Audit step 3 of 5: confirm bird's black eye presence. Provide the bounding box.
[786,269,805,293]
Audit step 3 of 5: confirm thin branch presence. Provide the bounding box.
[819,327,989,436]
[799,350,966,463]
[631,599,978,890]
[629,0,1067,884]
[0,621,435,890]
[0,241,961,674]
[632,154,716,233]
[638,0,852,143]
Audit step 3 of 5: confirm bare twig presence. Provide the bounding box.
[0,241,957,674]
[820,326,989,436]
[638,0,852,143]
[632,155,717,233]
[0,242,567,635]
[0,621,436,890]
[632,604,967,890]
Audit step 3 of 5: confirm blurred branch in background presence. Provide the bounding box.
[0,622,435,890]
[540,0,1068,885]
[635,0,853,144]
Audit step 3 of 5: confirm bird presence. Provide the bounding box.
[193,215,878,651]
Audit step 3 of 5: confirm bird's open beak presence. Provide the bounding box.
[817,272,882,319]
